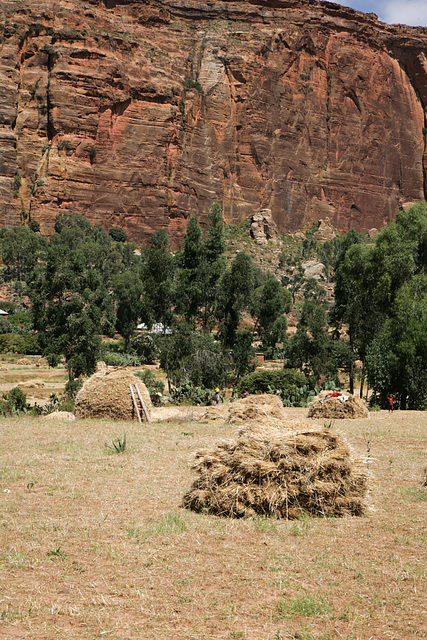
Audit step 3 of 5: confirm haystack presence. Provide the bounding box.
[182,423,369,519]
[228,394,288,424]
[74,368,152,420]
[17,357,32,366]
[199,394,288,425]
[19,380,45,389]
[307,394,368,419]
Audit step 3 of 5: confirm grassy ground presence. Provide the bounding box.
[0,408,426,639]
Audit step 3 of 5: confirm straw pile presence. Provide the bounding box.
[45,411,75,421]
[228,394,288,424]
[19,380,45,389]
[17,358,32,366]
[308,394,368,419]
[74,368,152,420]
[182,423,369,519]
[199,394,288,425]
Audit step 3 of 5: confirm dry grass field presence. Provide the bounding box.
[0,407,426,640]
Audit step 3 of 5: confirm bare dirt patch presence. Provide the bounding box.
[0,408,426,639]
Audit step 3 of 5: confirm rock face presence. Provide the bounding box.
[0,0,427,245]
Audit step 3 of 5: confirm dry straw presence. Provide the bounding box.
[183,414,370,519]
[74,368,152,420]
[199,394,288,426]
[307,394,369,419]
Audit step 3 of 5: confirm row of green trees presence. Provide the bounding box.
[0,206,292,391]
[1,201,427,408]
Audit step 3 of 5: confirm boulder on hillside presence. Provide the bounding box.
[302,259,326,281]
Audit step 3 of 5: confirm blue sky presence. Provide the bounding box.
[337,0,427,26]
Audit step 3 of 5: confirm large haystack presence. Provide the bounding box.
[307,394,369,419]
[182,423,369,519]
[74,368,152,420]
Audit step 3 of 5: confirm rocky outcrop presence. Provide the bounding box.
[313,218,337,243]
[1,0,427,245]
[302,259,326,281]
[250,209,280,245]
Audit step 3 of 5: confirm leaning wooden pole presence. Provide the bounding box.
[129,384,142,423]
[136,384,151,423]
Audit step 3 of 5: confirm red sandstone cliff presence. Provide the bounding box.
[0,0,427,245]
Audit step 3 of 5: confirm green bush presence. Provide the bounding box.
[7,386,27,411]
[0,318,14,334]
[171,381,212,406]
[236,368,310,407]
[64,377,83,399]
[130,334,158,364]
[108,228,127,242]
[135,370,165,395]
[0,386,27,415]
[0,333,40,354]
[101,339,124,354]
[8,311,33,329]
[103,352,141,367]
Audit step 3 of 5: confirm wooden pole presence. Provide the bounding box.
[129,384,142,423]
[136,384,151,422]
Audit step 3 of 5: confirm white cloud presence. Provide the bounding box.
[381,0,427,26]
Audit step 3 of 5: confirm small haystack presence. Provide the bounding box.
[74,368,152,420]
[228,394,288,424]
[182,423,369,519]
[16,358,32,366]
[199,394,288,425]
[19,380,45,389]
[308,394,368,419]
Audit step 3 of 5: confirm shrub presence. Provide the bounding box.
[171,381,212,406]
[103,352,141,367]
[0,318,14,334]
[13,171,21,197]
[101,339,124,354]
[7,386,27,411]
[183,78,203,94]
[64,377,83,399]
[135,370,165,396]
[130,334,158,364]
[0,386,27,415]
[108,228,127,242]
[8,311,33,329]
[0,333,40,354]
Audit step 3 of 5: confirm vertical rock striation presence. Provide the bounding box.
[0,0,426,245]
